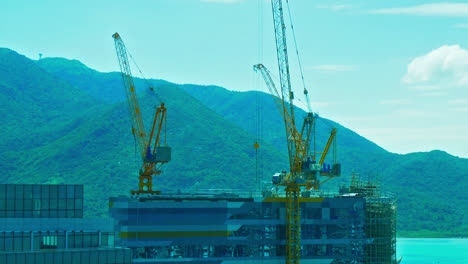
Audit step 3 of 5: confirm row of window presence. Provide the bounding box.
[0,198,83,210]
[0,209,83,218]
[0,248,131,264]
[0,231,114,252]
[0,184,83,200]
[227,207,361,220]
[0,198,83,218]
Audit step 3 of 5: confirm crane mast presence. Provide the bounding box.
[271,1,302,263]
[112,32,171,196]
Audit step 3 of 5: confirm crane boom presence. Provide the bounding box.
[113,33,148,159]
[254,64,309,177]
[319,128,337,165]
[271,0,298,176]
[272,0,295,121]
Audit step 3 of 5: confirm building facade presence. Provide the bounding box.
[109,188,396,264]
[0,184,131,264]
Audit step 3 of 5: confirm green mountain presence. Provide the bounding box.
[179,84,392,175]
[1,48,285,217]
[179,84,468,237]
[1,48,467,237]
[0,49,96,154]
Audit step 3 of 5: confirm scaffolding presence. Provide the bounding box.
[346,176,397,264]
[365,197,397,264]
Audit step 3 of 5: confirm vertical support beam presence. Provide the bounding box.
[65,231,69,249]
[30,231,34,252]
[285,186,300,264]
[99,231,102,247]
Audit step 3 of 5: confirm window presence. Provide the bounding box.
[49,185,58,199]
[5,232,13,251]
[6,184,15,199]
[14,232,23,251]
[23,233,30,251]
[49,199,58,210]
[75,185,83,199]
[0,232,4,251]
[67,185,75,199]
[75,199,83,210]
[0,185,5,199]
[15,199,23,210]
[23,185,32,199]
[41,185,50,199]
[41,235,57,249]
[108,233,115,247]
[40,198,49,210]
[24,199,33,210]
[74,232,83,248]
[58,185,66,199]
[15,185,23,200]
[67,199,74,210]
[33,199,41,210]
[32,185,41,199]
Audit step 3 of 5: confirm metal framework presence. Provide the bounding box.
[112,33,170,195]
[254,1,342,263]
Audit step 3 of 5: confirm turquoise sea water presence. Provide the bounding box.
[397,238,468,264]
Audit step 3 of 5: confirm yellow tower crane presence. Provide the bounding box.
[254,1,341,263]
[112,32,171,195]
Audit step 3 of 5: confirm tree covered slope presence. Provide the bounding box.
[1,49,466,236]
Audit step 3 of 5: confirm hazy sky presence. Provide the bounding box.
[2,0,468,158]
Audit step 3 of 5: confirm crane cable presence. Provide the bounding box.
[122,44,164,168]
[257,2,266,260]
[285,0,312,113]
[124,45,164,106]
[255,0,265,196]
[126,46,153,89]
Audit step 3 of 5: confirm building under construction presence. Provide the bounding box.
[108,0,398,263]
[109,179,397,264]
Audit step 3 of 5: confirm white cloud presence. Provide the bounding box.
[454,23,468,28]
[417,91,447,97]
[396,108,441,118]
[409,85,440,91]
[308,64,358,72]
[380,99,413,105]
[370,3,468,16]
[333,116,377,122]
[451,107,468,112]
[200,0,242,3]
[448,98,468,105]
[317,4,351,11]
[308,101,336,108]
[402,45,468,88]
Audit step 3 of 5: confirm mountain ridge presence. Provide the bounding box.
[2,48,467,237]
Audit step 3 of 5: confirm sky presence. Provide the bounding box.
[2,0,468,158]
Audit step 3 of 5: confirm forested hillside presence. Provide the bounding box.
[1,48,466,236]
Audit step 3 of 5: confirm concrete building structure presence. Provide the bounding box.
[0,184,132,264]
[109,183,396,264]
